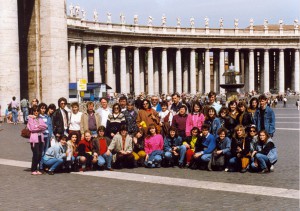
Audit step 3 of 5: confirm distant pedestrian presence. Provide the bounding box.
[283,97,287,108]
[10,96,19,125]
[296,99,300,111]
[20,98,29,124]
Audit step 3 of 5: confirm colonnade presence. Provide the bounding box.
[69,42,300,95]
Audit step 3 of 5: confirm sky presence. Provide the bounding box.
[66,0,299,28]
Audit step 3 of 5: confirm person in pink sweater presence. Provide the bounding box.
[186,102,205,136]
[144,124,164,168]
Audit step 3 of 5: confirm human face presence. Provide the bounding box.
[249,128,257,137]
[194,104,200,113]
[251,100,258,109]
[208,110,215,118]
[202,129,208,136]
[60,138,67,146]
[40,107,46,115]
[127,104,134,111]
[220,110,227,117]
[120,130,127,137]
[151,97,159,106]
[170,130,176,138]
[87,104,94,113]
[143,101,149,109]
[60,101,66,109]
[113,106,120,114]
[172,95,179,104]
[191,129,198,137]
[71,135,77,143]
[85,132,91,141]
[149,127,156,135]
[209,95,216,104]
[230,103,237,111]
[136,132,143,138]
[236,128,243,137]
[259,132,267,142]
[179,107,186,115]
[48,108,54,115]
[96,130,103,138]
[33,110,39,117]
[161,105,168,112]
[119,99,127,108]
[259,99,267,108]
[219,131,225,140]
[239,105,245,112]
[101,99,108,109]
[72,105,79,114]
[32,99,38,106]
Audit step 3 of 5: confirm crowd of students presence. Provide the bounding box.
[26,91,278,176]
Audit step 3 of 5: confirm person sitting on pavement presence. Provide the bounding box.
[247,124,258,156]
[42,135,68,175]
[182,127,202,168]
[193,124,216,169]
[163,126,186,168]
[227,125,251,173]
[185,101,205,137]
[66,132,79,172]
[106,125,135,169]
[92,126,113,171]
[204,107,221,138]
[77,130,98,171]
[144,124,164,168]
[132,128,146,167]
[250,130,277,173]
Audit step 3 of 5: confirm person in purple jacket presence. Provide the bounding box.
[171,105,188,139]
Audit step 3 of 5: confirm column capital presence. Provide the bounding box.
[295,49,300,52]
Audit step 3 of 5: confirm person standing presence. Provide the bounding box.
[170,93,183,115]
[283,96,287,108]
[96,97,112,127]
[20,98,29,124]
[296,99,300,111]
[254,94,276,137]
[52,97,69,139]
[203,91,222,116]
[10,96,19,125]
[68,102,82,143]
[151,95,162,112]
[80,101,101,138]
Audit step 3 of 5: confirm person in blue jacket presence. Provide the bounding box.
[163,126,186,168]
[254,94,275,137]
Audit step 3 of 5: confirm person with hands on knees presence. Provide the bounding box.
[182,127,202,168]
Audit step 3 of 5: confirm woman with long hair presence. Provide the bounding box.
[185,101,205,137]
[106,103,126,139]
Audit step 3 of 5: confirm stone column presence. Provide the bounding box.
[234,49,240,84]
[39,0,68,104]
[213,51,219,92]
[294,49,300,92]
[107,46,114,92]
[198,51,204,94]
[219,49,225,94]
[76,44,82,80]
[190,49,196,94]
[176,49,182,93]
[183,52,189,93]
[205,49,210,94]
[69,43,76,83]
[154,50,159,94]
[134,47,140,95]
[249,49,255,92]
[168,53,174,94]
[263,49,270,93]
[120,47,127,94]
[161,48,168,94]
[82,44,88,81]
[94,46,101,83]
[126,50,130,92]
[0,0,20,114]
[147,48,154,95]
[139,50,145,93]
[279,49,285,93]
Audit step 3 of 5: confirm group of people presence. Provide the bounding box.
[25,91,278,176]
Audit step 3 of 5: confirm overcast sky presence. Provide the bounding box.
[66,0,299,28]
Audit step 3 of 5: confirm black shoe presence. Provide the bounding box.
[240,168,247,173]
[258,168,269,174]
[48,171,54,175]
[178,163,184,168]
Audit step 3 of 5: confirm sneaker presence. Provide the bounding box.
[31,171,38,175]
[48,171,54,175]
[258,168,270,174]
[269,165,275,172]
[224,168,229,172]
[240,168,247,173]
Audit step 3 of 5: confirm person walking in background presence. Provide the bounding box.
[10,96,19,125]
[296,99,300,111]
[20,98,29,124]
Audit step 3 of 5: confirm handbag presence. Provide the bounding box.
[209,151,225,170]
[21,126,31,138]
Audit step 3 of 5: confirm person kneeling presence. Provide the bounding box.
[106,125,135,169]
[42,135,68,175]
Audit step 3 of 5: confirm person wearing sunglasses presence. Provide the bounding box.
[52,97,69,139]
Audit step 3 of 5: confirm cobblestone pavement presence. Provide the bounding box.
[0,106,299,210]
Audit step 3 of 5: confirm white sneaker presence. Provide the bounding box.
[270,165,275,172]
[224,168,229,172]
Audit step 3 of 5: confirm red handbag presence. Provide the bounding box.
[21,126,31,138]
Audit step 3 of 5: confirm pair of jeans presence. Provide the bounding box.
[11,108,18,123]
[43,157,64,171]
[97,153,113,168]
[39,136,51,170]
[30,137,44,172]
[22,107,28,123]
[164,145,187,164]
[251,153,270,170]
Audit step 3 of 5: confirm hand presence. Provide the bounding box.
[216,150,222,155]
[111,133,115,137]
[145,154,149,161]
[106,150,111,156]
[194,153,201,158]
[251,151,257,157]
[184,143,190,149]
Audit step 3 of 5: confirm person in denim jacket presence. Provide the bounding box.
[254,94,275,137]
[250,130,277,173]
[163,126,186,168]
[204,107,221,138]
